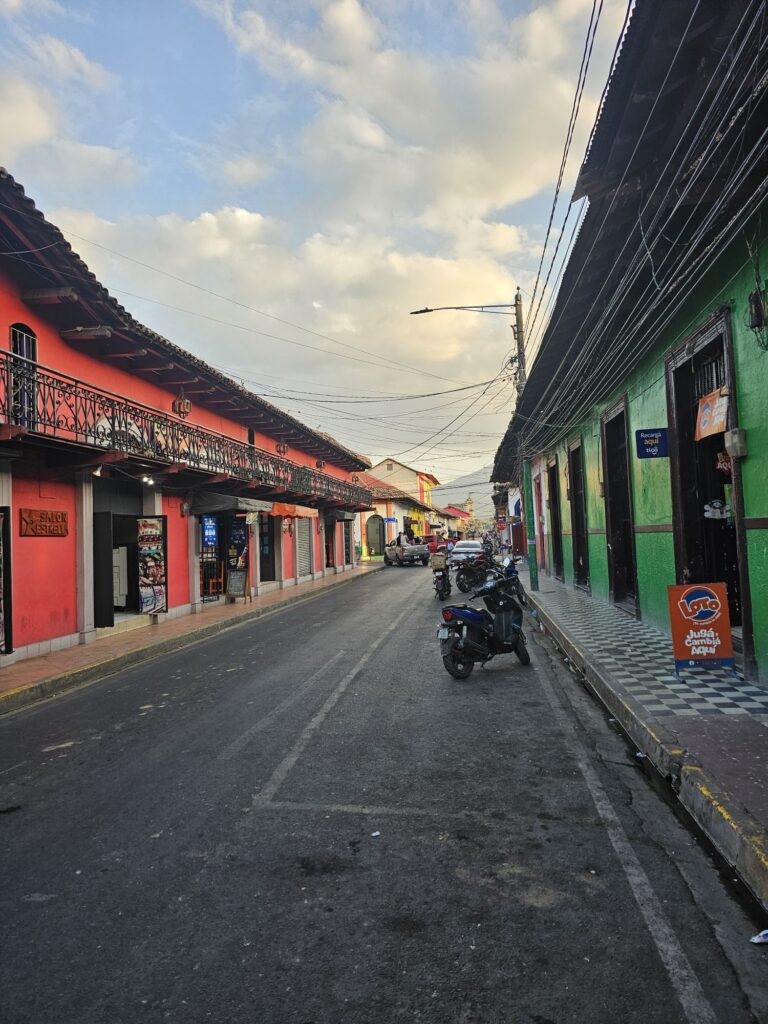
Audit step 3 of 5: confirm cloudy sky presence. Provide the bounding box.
[0,0,627,494]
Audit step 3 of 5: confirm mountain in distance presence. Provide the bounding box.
[430,464,495,518]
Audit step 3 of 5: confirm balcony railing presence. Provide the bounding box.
[0,352,372,508]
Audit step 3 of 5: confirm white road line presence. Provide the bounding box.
[255,604,411,804]
[536,650,718,1024]
[219,650,346,761]
[254,800,484,821]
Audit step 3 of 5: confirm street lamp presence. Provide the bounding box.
[410,287,527,395]
[410,287,537,591]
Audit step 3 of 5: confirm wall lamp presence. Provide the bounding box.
[142,475,155,486]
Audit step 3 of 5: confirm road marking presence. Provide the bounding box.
[536,647,718,1024]
[254,800,486,821]
[255,605,411,804]
[220,650,346,761]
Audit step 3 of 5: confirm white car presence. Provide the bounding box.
[448,540,486,566]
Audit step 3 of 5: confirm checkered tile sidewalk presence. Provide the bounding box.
[527,575,768,719]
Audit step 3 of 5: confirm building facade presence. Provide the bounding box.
[493,0,768,681]
[368,459,440,536]
[0,171,372,664]
[355,472,433,557]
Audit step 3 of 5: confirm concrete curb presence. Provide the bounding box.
[528,590,768,914]
[0,567,385,717]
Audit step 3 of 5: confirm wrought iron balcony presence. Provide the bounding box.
[0,352,372,508]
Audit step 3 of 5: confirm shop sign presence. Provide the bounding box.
[384,517,397,523]
[634,429,668,459]
[137,517,167,614]
[667,582,734,673]
[695,388,728,440]
[19,509,68,537]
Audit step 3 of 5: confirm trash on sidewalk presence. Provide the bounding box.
[371,831,381,838]
[749,929,768,944]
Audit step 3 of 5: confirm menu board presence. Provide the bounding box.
[137,517,167,614]
[226,518,249,597]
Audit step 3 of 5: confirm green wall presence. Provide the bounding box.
[534,210,768,680]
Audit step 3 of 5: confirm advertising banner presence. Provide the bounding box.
[695,388,728,440]
[635,428,669,459]
[137,517,167,614]
[667,582,734,673]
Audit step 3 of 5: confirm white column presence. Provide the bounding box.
[75,470,95,643]
[275,516,286,587]
[294,518,301,585]
[250,521,260,596]
[188,515,202,612]
[142,485,162,516]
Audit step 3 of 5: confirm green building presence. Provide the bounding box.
[493,0,768,682]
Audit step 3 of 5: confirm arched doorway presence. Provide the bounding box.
[366,514,385,557]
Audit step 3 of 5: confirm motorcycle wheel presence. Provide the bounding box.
[456,573,472,593]
[442,652,474,678]
[515,637,531,665]
[514,581,527,605]
[438,583,450,600]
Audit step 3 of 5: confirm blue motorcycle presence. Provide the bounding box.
[436,558,530,678]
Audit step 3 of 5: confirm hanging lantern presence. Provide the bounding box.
[276,441,289,456]
[172,389,192,419]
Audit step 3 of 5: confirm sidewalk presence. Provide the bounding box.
[522,569,768,914]
[0,565,384,716]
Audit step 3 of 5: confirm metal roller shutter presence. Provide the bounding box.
[297,518,312,577]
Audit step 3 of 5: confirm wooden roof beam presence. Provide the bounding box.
[61,326,113,341]
[23,287,79,306]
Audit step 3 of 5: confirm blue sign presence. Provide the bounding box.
[384,517,397,523]
[635,428,669,459]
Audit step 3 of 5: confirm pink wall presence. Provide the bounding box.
[162,494,190,609]
[12,473,78,645]
[0,269,361,483]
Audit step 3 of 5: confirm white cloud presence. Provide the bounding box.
[219,154,272,186]
[0,73,57,161]
[28,34,114,90]
[27,139,140,188]
[0,0,65,15]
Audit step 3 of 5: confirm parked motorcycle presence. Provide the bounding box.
[454,555,494,594]
[430,551,452,600]
[436,558,530,678]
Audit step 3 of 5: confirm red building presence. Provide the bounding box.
[0,170,372,664]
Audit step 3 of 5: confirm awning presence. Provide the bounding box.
[272,502,319,519]
[325,510,356,522]
[189,492,273,515]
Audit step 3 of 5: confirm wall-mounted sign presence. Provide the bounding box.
[668,582,734,673]
[137,517,167,614]
[695,388,728,440]
[19,509,69,537]
[384,517,397,523]
[635,429,669,459]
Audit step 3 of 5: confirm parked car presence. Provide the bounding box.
[448,540,486,566]
[423,533,448,553]
[383,539,430,566]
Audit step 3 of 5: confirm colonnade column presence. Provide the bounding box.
[75,470,95,643]
[188,514,201,612]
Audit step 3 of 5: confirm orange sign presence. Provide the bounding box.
[667,582,734,672]
[695,388,728,440]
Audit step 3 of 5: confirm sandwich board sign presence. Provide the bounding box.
[667,582,735,675]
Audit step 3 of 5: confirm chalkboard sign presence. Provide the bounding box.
[226,568,249,598]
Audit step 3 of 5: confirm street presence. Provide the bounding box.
[1,568,766,1024]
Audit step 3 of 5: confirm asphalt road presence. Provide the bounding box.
[1,567,766,1024]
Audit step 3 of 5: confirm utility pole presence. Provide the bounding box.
[515,289,537,591]
[514,286,526,396]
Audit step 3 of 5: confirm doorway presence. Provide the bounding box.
[547,459,564,580]
[533,473,546,571]
[568,440,589,588]
[258,513,277,583]
[200,514,222,601]
[667,330,741,625]
[602,401,638,611]
[324,515,337,568]
[366,514,385,557]
[10,323,37,429]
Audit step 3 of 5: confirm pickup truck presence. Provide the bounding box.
[383,540,430,566]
